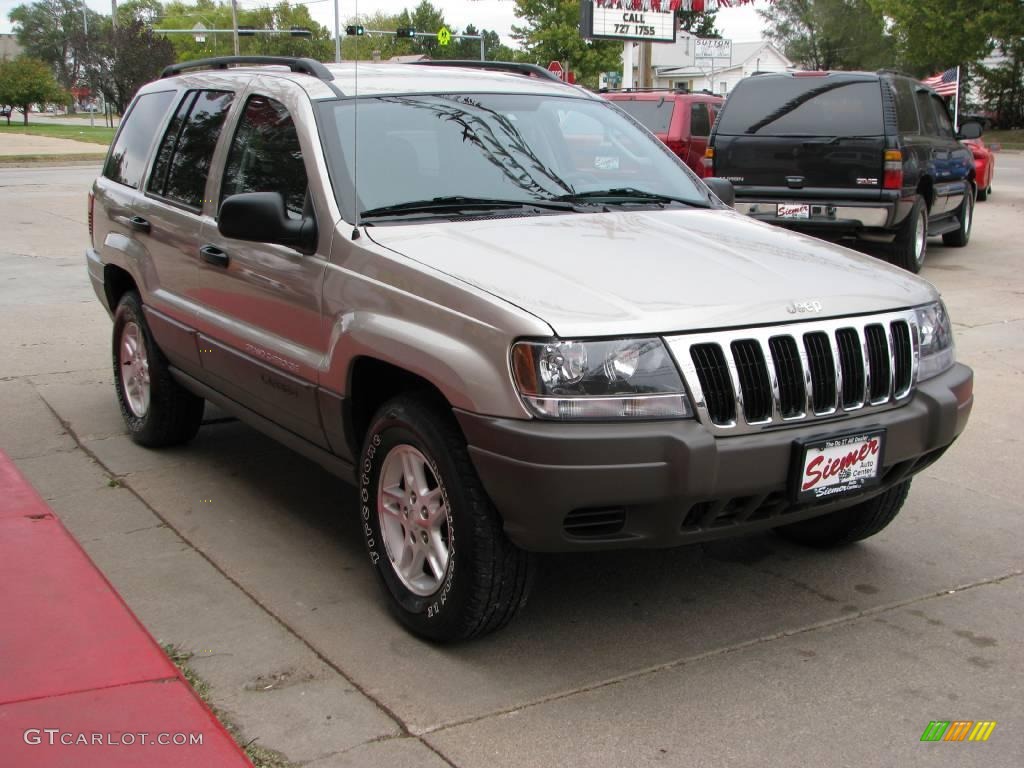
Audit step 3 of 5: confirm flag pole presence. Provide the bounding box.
[953,66,960,130]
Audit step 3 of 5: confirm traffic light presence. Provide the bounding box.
[237,25,255,37]
[396,27,416,39]
[345,25,365,36]
[290,26,311,38]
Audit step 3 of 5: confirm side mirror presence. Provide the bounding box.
[704,177,735,208]
[218,192,317,255]
[957,121,982,140]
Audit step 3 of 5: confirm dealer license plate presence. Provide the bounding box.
[795,430,885,503]
[777,203,810,219]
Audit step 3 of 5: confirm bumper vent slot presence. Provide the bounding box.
[891,320,913,395]
[769,335,804,418]
[835,328,865,408]
[731,339,772,423]
[803,331,837,413]
[563,507,626,537]
[690,343,736,425]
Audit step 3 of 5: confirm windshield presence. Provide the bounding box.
[317,93,709,220]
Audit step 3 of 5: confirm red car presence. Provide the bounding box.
[602,89,724,176]
[963,137,995,201]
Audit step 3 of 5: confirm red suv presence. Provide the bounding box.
[602,89,723,176]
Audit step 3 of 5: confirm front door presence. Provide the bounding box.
[193,79,332,447]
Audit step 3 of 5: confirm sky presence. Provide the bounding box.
[1,1,766,47]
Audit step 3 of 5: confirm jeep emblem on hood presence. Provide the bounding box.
[787,300,824,314]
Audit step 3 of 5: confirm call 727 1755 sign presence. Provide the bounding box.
[582,1,678,44]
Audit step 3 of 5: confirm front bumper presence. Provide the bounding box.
[455,364,973,552]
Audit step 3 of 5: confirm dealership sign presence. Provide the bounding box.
[581,1,678,43]
[695,37,733,59]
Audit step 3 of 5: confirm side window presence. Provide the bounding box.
[221,96,308,218]
[147,90,234,210]
[690,103,711,137]
[103,90,176,189]
[915,90,939,135]
[893,78,919,134]
[931,95,955,138]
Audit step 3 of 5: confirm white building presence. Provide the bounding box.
[620,34,793,94]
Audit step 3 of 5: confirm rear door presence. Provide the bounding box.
[712,75,886,197]
[141,88,236,369]
[685,101,713,173]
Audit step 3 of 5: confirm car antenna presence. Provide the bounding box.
[350,0,361,241]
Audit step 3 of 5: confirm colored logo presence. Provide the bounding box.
[920,721,997,742]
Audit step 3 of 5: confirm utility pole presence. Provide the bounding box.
[82,3,94,127]
[638,40,653,88]
[111,0,117,30]
[230,0,240,56]
[333,0,341,62]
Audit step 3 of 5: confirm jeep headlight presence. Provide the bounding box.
[511,338,693,419]
[915,301,956,381]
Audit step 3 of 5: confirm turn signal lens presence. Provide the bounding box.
[701,147,714,177]
[883,150,903,190]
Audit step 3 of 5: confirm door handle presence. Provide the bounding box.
[199,244,230,268]
[127,216,150,233]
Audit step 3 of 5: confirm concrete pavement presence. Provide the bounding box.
[0,160,1021,766]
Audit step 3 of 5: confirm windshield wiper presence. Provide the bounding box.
[360,196,577,219]
[553,188,709,208]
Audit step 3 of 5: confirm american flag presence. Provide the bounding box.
[921,67,959,97]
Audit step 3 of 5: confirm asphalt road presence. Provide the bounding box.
[1,159,1021,767]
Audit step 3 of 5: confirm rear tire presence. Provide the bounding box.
[358,393,535,642]
[774,480,911,549]
[942,185,974,247]
[112,291,204,447]
[890,196,927,273]
[976,184,989,202]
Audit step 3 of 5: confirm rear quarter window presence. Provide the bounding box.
[103,90,176,189]
[716,77,884,137]
[893,78,919,134]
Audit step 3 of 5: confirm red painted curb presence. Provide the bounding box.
[0,451,252,767]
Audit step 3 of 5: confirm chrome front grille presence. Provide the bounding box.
[666,311,919,435]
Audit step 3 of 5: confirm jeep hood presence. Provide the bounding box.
[365,209,938,337]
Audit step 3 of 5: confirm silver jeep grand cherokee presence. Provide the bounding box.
[86,57,973,641]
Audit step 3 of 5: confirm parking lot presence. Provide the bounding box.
[1,157,1022,766]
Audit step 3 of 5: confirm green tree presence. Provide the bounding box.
[0,56,66,124]
[156,1,333,62]
[89,18,175,114]
[869,0,1003,76]
[678,10,719,38]
[9,0,103,94]
[760,0,895,71]
[974,0,1024,127]
[512,0,621,87]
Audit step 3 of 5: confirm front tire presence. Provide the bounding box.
[890,196,927,273]
[112,291,204,447]
[358,394,535,642]
[773,480,911,548]
[942,185,974,247]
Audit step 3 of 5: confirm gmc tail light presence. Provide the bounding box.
[88,191,95,247]
[883,150,904,190]
[701,147,715,178]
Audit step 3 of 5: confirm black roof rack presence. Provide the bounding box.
[410,60,564,83]
[161,56,334,82]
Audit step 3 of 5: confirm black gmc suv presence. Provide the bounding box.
[708,70,982,272]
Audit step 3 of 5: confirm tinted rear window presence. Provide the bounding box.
[716,78,884,137]
[104,90,176,189]
[611,99,675,134]
[893,78,919,134]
